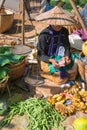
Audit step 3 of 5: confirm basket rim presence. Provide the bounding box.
[0,8,15,16]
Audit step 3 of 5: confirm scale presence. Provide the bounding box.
[10,0,32,56]
[10,44,32,56]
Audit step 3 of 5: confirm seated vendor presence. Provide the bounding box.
[37,25,78,81]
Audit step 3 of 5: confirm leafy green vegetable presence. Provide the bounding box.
[0,46,25,80]
[0,46,10,54]
[0,98,65,130]
[7,54,25,64]
[0,57,10,66]
[0,54,25,66]
[0,67,10,81]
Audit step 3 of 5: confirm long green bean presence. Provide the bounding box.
[0,98,65,130]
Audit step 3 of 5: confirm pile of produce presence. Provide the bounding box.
[0,98,65,130]
[48,92,74,116]
[48,82,87,116]
[72,91,87,113]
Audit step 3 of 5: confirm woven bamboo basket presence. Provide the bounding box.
[78,52,87,83]
[0,78,8,91]
[8,59,26,80]
[85,65,87,83]
[65,23,81,34]
[0,8,14,33]
[40,61,77,85]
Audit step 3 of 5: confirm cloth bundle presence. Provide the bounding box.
[48,53,79,79]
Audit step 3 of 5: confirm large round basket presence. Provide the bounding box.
[8,59,26,80]
[0,78,8,91]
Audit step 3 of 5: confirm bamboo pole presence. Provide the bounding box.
[69,0,87,36]
[0,0,5,10]
[22,0,25,45]
[23,0,31,19]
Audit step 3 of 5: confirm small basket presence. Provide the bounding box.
[0,8,14,33]
[0,78,8,91]
[8,59,26,80]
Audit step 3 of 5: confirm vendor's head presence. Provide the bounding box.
[51,25,62,31]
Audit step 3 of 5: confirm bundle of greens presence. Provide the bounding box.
[0,46,25,82]
[0,97,65,130]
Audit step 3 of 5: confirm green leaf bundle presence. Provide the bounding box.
[0,46,25,81]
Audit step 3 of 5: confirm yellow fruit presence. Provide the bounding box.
[73,117,87,130]
[82,41,87,56]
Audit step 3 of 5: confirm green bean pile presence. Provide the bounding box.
[0,98,65,130]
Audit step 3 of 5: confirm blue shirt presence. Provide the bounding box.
[80,4,87,27]
[46,1,53,11]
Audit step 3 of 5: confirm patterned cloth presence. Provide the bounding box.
[48,53,79,75]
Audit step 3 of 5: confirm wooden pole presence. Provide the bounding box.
[69,0,87,36]
[22,0,25,45]
[23,0,31,19]
[0,0,6,10]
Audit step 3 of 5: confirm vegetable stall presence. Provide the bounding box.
[0,0,87,130]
